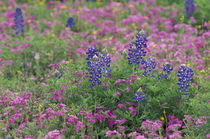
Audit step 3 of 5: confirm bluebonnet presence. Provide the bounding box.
[128,30,147,66]
[158,62,173,79]
[177,64,194,100]
[66,17,75,28]
[185,0,195,18]
[14,8,24,35]
[86,47,98,60]
[133,87,146,102]
[100,48,111,78]
[54,69,63,79]
[143,57,156,77]
[86,47,111,87]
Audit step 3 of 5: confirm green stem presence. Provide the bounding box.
[137,103,140,117]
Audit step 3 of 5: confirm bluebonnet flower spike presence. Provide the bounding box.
[128,30,147,66]
[143,57,156,77]
[66,17,75,28]
[133,87,146,103]
[158,62,173,79]
[177,64,194,100]
[185,0,195,18]
[14,8,24,35]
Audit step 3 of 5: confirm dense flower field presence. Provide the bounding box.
[0,0,209,138]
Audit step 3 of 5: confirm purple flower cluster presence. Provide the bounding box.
[166,114,183,138]
[86,47,111,87]
[143,57,156,77]
[54,68,64,79]
[100,48,111,77]
[133,87,146,103]
[185,0,195,18]
[158,62,173,79]
[14,8,24,35]
[66,17,75,28]
[177,64,194,99]
[128,31,147,65]
[141,120,162,138]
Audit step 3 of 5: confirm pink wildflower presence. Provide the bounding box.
[125,86,130,92]
[105,130,121,137]
[44,130,62,139]
[118,103,124,108]
[116,91,121,96]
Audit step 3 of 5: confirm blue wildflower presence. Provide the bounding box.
[133,88,146,102]
[177,64,194,99]
[14,8,24,35]
[86,47,111,87]
[66,17,75,28]
[128,30,147,66]
[86,47,98,60]
[158,62,173,79]
[86,47,103,87]
[185,0,195,18]
[100,48,111,77]
[143,57,156,77]
[54,69,63,79]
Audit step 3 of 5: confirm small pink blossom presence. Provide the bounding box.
[125,86,130,92]
[41,82,49,86]
[45,130,62,139]
[115,91,121,96]
[105,130,121,137]
[118,103,124,108]
[119,126,125,130]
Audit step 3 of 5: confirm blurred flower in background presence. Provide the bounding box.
[14,8,24,35]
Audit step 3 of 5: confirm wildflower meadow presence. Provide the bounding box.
[0,0,210,138]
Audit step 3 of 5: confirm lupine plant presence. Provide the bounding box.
[142,57,157,77]
[133,87,146,103]
[66,17,75,28]
[158,62,173,79]
[86,47,111,87]
[127,30,147,67]
[14,8,24,35]
[185,0,195,18]
[177,64,194,100]
[100,48,111,77]
[86,47,102,87]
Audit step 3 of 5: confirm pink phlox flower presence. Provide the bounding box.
[75,121,85,132]
[115,118,126,125]
[85,112,96,123]
[94,113,104,123]
[57,103,66,109]
[195,116,207,127]
[44,130,62,139]
[57,110,65,116]
[108,118,115,128]
[67,114,78,125]
[151,120,162,131]
[41,82,49,86]
[105,130,121,137]
[117,103,124,108]
[125,86,130,92]
[118,126,125,130]
[128,106,135,111]
[168,131,182,139]
[128,131,142,137]
[136,135,147,139]
[114,79,127,87]
[10,96,26,106]
[115,91,121,96]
